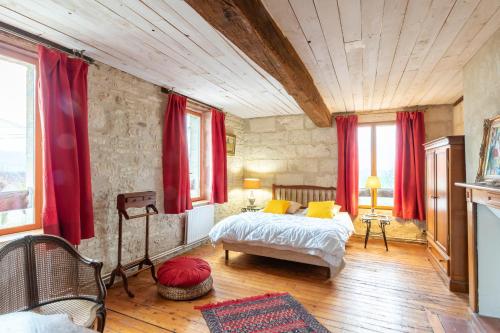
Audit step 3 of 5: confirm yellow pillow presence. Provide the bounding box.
[263,200,290,214]
[306,201,335,219]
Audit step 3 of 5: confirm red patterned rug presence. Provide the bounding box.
[195,292,330,333]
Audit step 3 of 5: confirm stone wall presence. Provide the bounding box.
[242,115,337,206]
[78,62,243,275]
[241,106,454,242]
[215,114,246,221]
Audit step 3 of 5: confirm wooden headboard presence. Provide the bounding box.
[272,184,336,208]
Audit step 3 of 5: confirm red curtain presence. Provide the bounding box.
[162,94,192,214]
[211,109,228,204]
[336,115,359,216]
[38,46,94,245]
[393,111,426,220]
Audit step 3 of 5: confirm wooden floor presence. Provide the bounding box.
[104,238,470,333]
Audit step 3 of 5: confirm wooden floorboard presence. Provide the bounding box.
[105,238,469,333]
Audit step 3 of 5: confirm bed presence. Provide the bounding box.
[209,184,354,278]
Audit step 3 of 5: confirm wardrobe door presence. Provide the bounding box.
[435,148,449,253]
[425,151,436,241]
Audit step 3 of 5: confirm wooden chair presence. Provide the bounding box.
[0,234,106,332]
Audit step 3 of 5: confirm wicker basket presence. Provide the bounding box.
[157,276,213,301]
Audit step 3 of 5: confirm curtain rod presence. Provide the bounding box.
[160,87,222,111]
[332,105,428,117]
[0,21,95,64]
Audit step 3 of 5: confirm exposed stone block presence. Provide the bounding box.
[287,129,311,144]
[287,159,318,172]
[248,117,276,133]
[276,115,304,130]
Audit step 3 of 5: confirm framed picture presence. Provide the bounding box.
[477,115,500,183]
[226,134,236,156]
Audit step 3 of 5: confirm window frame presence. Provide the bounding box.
[358,121,395,210]
[186,109,205,202]
[0,45,42,236]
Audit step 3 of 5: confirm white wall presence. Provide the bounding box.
[477,206,500,317]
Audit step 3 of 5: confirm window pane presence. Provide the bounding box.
[376,124,396,207]
[186,113,201,199]
[0,55,35,229]
[358,126,371,206]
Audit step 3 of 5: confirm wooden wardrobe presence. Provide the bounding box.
[424,136,468,292]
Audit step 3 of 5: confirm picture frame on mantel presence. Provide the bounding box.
[477,115,500,184]
[226,133,236,156]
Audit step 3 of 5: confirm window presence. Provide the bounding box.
[358,122,396,208]
[0,48,41,235]
[186,111,204,201]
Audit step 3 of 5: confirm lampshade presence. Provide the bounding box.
[365,176,381,189]
[243,178,261,189]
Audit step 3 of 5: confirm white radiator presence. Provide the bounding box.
[185,204,215,245]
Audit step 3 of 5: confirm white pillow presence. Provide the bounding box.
[286,201,302,214]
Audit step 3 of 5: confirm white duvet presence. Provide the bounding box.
[209,211,354,275]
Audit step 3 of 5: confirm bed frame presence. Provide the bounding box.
[223,184,337,278]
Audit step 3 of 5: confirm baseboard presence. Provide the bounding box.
[102,237,210,283]
[470,311,500,333]
[350,233,427,244]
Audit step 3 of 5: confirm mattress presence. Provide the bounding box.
[209,211,354,270]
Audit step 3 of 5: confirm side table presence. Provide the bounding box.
[360,214,391,251]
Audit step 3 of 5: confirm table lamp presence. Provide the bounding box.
[243,178,260,207]
[366,176,381,214]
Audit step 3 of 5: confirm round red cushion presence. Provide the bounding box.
[157,257,211,288]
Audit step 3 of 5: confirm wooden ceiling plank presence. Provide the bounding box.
[344,42,364,111]
[435,0,500,70]
[97,0,289,117]
[432,70,463,105]
[454,5,500,67]
[418,69,460,105]
[337,0,363,110]
[261,0,338,111]
[393,0,455,106]
[134,0,301,116]
[370,0,408,110]
[315,0,355,111]
[360,0,384,111]
[390,69,418,107]
[24,0,225,93]
[185,0,332,127]
[405,0,481,106]
[338,0,362,43]
[287,0,346,111]
[167,0,304,116]
[380,0,432,109]
[1,0,301,118]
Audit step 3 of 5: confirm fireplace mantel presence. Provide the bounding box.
[455,182,500,313]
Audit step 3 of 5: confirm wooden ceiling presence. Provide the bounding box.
[0,0,499,118]
[263,0,500,112]
[0,0,303,119]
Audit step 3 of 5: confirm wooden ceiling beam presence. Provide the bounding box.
[186,0,332,127]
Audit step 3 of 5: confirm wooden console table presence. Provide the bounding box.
[455,182,500,314]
